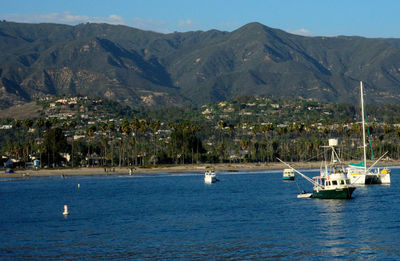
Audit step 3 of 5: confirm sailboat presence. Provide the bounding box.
[346,81,391,185]
[278,139,356,199]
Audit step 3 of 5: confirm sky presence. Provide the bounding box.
[1,0,399,38]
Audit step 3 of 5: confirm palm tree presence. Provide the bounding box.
[49,118,59,167]
[99,123,108,166]
[240,137,250,162]
[108,122,116,166]
[180,122,188,164]
[14,120,23,162]
[69,119,77,167]
[86,125,97,167]
[139,120,149,166]
[36,118,45,168]
[23,119,34,165]
[167,122,175,163]
[195,124,203,164]
[44,120,52,167]
[130,119,140,166]
[150,120,161,165]
[120,119,131,166]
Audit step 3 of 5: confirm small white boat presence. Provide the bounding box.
[297,192,313,198]
[204,169,217,184]
[282,168,295,180]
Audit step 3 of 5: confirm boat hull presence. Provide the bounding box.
[282,176,294,181]
[348,173,366,185]
[366,173,391,184]
[297,193,313,198]
[347,168,391,185]
[313,187,356,199]
[204,176,217,184]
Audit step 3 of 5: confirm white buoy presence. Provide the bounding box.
[77,184,80,189]
[63,205,69,215]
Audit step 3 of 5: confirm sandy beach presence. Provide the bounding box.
[2,160,399,178]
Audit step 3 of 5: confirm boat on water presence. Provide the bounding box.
[312,172,355,199]
[5,168,14,174]
[278,139,356,199]
[282,168,295,180]
[297,191,313,198]
[204,169,218,184]
[346,81,391,185]
[311,139,356,199]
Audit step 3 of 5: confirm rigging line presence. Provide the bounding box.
[365,118,374,161]
[302,150,326,163]
[362,88,374,161]
[294,179,302,193]
[340,150,359,161]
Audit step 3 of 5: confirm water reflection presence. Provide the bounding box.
[314,199,349,257]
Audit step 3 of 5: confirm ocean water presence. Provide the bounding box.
[1,168,400,260]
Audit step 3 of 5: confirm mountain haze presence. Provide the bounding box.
[1,21,400,110]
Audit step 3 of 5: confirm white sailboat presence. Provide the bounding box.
[346,81,391,185]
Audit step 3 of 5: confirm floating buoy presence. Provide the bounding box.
[77,184,80,189]
[63,205,69,215]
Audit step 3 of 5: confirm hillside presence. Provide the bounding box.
[0,21,400,110]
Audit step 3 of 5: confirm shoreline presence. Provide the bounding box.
[2,160,399,178]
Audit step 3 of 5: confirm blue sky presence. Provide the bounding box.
[1,0,399,38]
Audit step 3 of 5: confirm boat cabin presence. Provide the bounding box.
[313,173,350,190]
[282,168,295,180]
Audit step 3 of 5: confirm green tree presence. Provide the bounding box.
[86,125,97,166]
[43,127,68,166]
[108,122,116,166]
[36,118,45,168]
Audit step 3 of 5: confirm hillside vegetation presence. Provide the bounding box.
[1,21,400,110]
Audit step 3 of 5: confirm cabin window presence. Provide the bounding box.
[332,180,338,185]
[340,180,345,185]
[326,181,331,186]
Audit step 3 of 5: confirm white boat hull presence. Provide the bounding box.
[348,172,367,185]
[204,170,217,184]
[204,175,217,184]
[297,193,313,198]
[348,167,391,185]
[379,172,391,184]
[366,172,391,184]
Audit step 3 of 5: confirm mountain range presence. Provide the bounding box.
[1,21,400,110]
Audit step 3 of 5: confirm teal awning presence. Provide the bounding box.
[349,161,365,167]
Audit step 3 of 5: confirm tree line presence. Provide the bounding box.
[2,116,400,168]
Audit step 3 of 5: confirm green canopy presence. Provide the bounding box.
[349,161,365,167]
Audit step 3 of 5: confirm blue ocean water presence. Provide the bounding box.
[1,168,400,260]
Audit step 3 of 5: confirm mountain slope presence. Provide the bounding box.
[0,21,400,110]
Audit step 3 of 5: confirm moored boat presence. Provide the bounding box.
[278,139,356,199]
[297,191,313,198]
[204,169,217,184]
[312,173,355,199]
[346,81,391,185]
[282,168,295,180]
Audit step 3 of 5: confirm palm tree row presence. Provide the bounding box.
[2,117,400,167]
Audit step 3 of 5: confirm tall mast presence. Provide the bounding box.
[360,81,367,173]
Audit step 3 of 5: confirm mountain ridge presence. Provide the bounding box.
[0,21,400,110]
